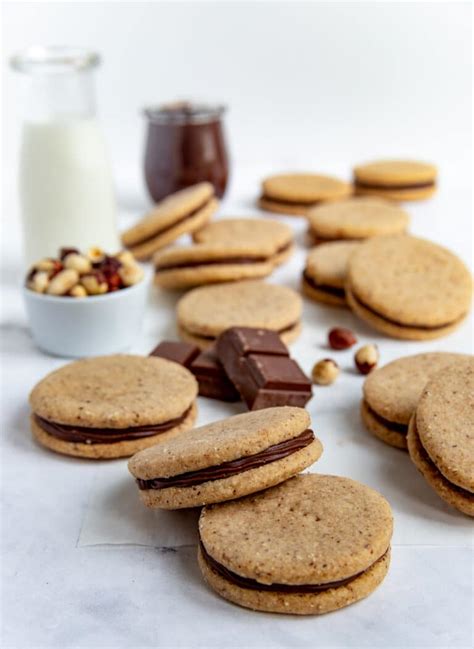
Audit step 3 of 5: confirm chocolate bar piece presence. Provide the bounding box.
[149,341,240,402]
[216,327,312,410]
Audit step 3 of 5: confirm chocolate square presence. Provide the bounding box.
[149,341,199,367]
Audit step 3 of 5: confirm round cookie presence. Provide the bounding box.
[361,352,468,450]
[121,183,219,260]
[307,197,410,243]
[193,217,294,265]
[177,280,303,349]
[302,241,360,307]
[407,359,474,516]
[198,474,393,615]
[259,173,352,216]
[29,355,198,459]
[128,406,323,509]
[346,235,472,340]
[354,160,437,202]
[154,244,275,289]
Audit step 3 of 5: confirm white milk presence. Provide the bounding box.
[20,118,120,265]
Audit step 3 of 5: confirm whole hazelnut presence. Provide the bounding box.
[80,273,108,295]
[312,358,340,385]
[116,250,137,266]
[354,344,379,375]
[69,284,87,298]
[46,269,80,296]
[63,253,92,274]
[328,327,357,350]
[87,247,105,264]
[28,270,50,293]
[119,264,144,287]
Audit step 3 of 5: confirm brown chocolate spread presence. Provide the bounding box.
[261,193,321,207]
[303,271,345,298]
[364,401,407,435]
[155,243,292,271]
[136,429,315,490]
[200,541,389,593]
[355,180,435,191]
[34,406,192,444]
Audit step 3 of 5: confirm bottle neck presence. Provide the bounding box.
[22,69,97,123]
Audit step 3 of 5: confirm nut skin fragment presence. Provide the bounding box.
[355,344,379,375]
[328,327,357,350]
[312,359,339,385]
[46,269,80,296]
[63,253,92,274]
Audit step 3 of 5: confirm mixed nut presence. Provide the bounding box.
[26,247,144,297]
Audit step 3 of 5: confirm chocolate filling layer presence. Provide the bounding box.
[34,406,192,444]
[355,180,435,191]
[133,199,212,246]
[413,419,473,497]
[303,271,346,298]
[155,243,292,271]
[364,401,407,435]
[200,541,389,593]
[261,193,322,207]
[184,320,300,342]
[350,289,463,331]
[136,428,315,490]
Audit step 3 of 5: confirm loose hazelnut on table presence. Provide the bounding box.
[312,358,339,385]
[328,327,357,350]
[354,344,379,375]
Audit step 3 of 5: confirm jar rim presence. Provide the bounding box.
[144,102,226,125]
[10,46,100,74]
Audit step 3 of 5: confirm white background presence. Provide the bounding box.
[1,2,473,649]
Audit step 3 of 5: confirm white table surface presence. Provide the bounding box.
[1,164,473,649]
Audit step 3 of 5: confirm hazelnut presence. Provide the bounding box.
[116,250,137,266]
[27,270,50,293]
[59,247,80,260]
[354,344,379,375]
[63,253,92,274]
[118,264,144,287]
[312,358,339,385]
[87,247,105,264]
[46,269,80,296]
[35,258,59,273]
[328,327,357,350]
[80,273,108,295]
[69,284,87,298]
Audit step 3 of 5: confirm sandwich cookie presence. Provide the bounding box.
[362,352,468,450]
[121,183,219,260]
[198,474,393,615]
[346,235,472,340]
[193,217,294,266]
[353,160,437,201]
[258,173,352,216]
[154,244,275,289]
[29,355,198,459]
[407,359,474,517]
[177,280,302,349]
[128,406,323,509]
[302,241,360,307]
[307,197,410,244]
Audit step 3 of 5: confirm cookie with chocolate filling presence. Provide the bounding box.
[346,235,472,340]
[258,173,352,216]
[353,160,437,201]
[198,474,393,615]
[362,352,468,450]
[128,406,323,509]
[302,241,360,307]
[29,355,198,459]
[193,217,294,265]
[154,244,275,289]
[177,280,302,349]
[407,358,474,517]
[121,183,218,260]
[307,197,410,244]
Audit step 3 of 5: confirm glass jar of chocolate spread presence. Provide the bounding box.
[143,102,229,202]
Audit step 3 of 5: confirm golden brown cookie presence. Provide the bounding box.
[346,235,472,340]
[361,352,468,450]
[177,280,303,349]
[198,474,393,614]
[121,183,218,260]
[407,359,474,516]
[193,217,294,265]
[353,160,437,201]
[128,406,323,509]
[258,173,352,216]
[302,241,360,307]
[29,355,198,459]
[307,197,410,243]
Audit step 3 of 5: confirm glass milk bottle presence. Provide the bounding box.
[11,47,120,266]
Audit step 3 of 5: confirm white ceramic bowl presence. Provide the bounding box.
[23,270,151,358]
